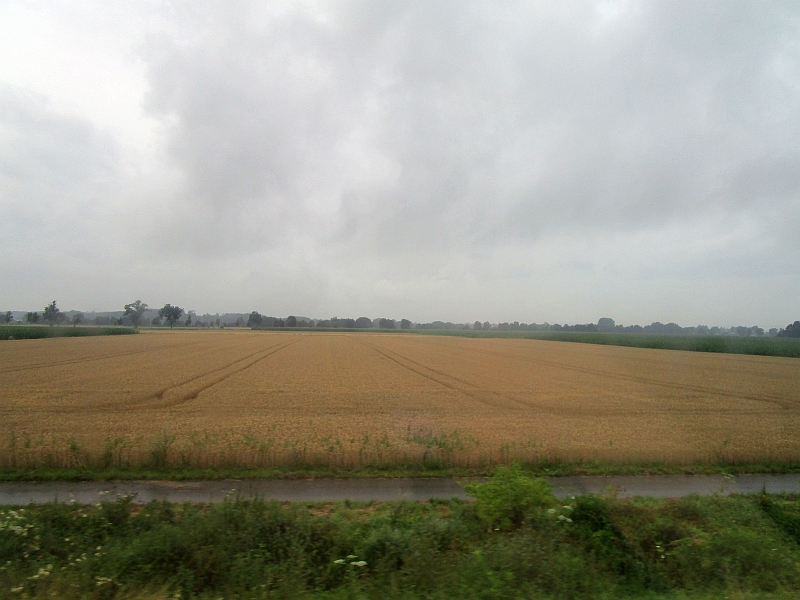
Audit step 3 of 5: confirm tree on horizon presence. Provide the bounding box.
[124,300,149,328]
[43,301,63,327]
[158,304,184,329]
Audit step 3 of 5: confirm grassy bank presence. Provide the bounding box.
[2,460,800,482]
[1,467,799,599]
[0,326,137,341]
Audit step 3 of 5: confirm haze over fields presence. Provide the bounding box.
[1,2,799,327]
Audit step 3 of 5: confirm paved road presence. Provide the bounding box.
[1,474,799,505]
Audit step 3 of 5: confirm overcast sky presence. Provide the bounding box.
[1,1,798,327]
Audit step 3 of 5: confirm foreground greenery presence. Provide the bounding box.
[1,466,799,599]
[0,326,137,341]
[3,460,800,482]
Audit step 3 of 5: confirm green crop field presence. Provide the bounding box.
[0,325,137,341]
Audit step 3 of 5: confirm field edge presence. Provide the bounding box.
[3,460,800,481]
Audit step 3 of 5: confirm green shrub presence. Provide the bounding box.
[464,463,555,530]
[760,494,800,545]
[570,495,666,592]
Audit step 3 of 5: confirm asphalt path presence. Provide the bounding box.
[1,474,799,505]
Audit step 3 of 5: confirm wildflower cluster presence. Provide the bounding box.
[28,564,52,580]
[334,554,368,568]
[0,509,35,537]
[546,500,575,524]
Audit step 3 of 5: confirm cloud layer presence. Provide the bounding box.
[1,1,798,325]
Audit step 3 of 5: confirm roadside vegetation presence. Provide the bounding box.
[2,460,800,483]
[1,466,799,599]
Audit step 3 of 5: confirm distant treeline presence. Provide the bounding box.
[246,314,800,339]
[5,304,799,339]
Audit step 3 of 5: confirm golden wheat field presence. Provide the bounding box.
[1,330,799,468]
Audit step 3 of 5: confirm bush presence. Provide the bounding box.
[464,463,555,530]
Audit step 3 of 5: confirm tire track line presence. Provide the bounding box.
[128,335,305,410]
[415,337,795,411]
[98,337,293,410]
[379,337,787,416]
[0,338,214,375]
[356,338,530,412]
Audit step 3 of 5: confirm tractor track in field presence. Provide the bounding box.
[12,336,305,414]
[376,338,787,416]
[0,338,215,375]
[356,338,539,412]
[410,337,796,412]
[122,335,305,410]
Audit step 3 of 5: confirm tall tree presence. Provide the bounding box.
[123,300,149,328]
[43,301,62,327]
[247,311,263,327]
[158,304,184,329]
[72,313,83,327]
[26,312,40,324]
[400,319,411,329]
[2,311,12,323]
[286,315,298,327]
[778,321,800,338]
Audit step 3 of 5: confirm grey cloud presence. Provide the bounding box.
[2,1,799,325]
[142,0,798,262]
[0,84,120,251]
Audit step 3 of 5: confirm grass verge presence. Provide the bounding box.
[2,460,800,481]
[1,466,799,599]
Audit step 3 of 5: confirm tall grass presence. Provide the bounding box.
[0,325,137,340]
[3,429,799,478]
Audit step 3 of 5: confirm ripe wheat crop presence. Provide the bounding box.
[1,330,798,469]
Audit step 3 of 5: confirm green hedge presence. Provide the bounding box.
[0,325,137,340]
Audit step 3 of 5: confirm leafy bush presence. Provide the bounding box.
[760,494,800,544]
[464,463,555,530]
